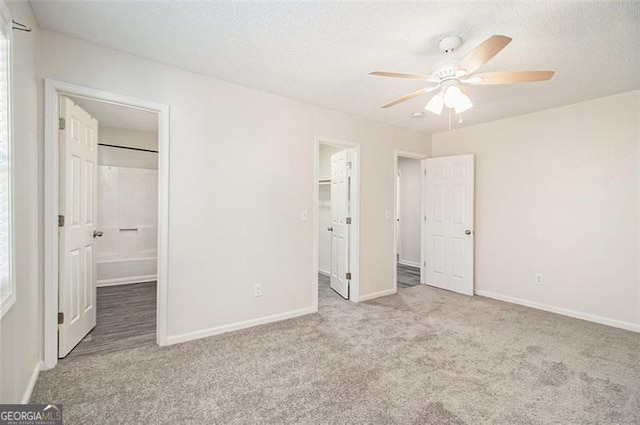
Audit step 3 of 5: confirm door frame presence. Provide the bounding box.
[43,79,170,369]
[313,137,361,306]
[393,150,428,293]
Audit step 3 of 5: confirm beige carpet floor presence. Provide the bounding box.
[32,277,640,424]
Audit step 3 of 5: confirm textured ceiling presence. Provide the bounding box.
[32,2,640,134]
[69,96,158,133]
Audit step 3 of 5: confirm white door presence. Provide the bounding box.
[423,154,474,295]
[329,149,351,299]
[58,97,99,358]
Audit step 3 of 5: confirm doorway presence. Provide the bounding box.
[57,95,159,359]
[394,150,427,292]
[423,154,475,296]
[43,80,169,369]
[314,138,360,307]
[394,152,475,295]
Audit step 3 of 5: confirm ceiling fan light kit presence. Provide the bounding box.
[425,93,444,115]
[370,34,555,122]
[423,81,472,116]
[442,83,473,113]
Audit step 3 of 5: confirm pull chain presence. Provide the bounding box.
[448,48,454,131]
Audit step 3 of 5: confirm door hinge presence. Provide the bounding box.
[347,161,352,169]
[58,215,65,227]
[58,118,66,130]
[346,272,352,280]
[346,217,352,224]
[58,312,64,324]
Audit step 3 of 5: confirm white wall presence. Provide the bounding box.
[318,144,343,274]
[39,30,431,341]
[97,166,158,285]
[99,127,158,170]
[99,146,158,170]
[397,157,421,266]
[432,90,640,330]
[0,1,41,403]
[100,126,158,151]
[96,123,159,285]
[319,144,343,181]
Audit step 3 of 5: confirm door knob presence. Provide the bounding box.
[465,229,472,235]
[327,226,333,232]
[93,230,104,238]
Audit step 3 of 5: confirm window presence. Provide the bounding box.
[0,2,13,318]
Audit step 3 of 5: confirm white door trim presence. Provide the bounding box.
[394,150,428,294]
[43,79,170,369]
[313,137,361,306]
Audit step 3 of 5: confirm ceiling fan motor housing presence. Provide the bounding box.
[431,56,460,81]
[432,36,463,81]
[432,65,457,80]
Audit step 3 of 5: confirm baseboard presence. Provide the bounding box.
[358,288,397,302]
[166,306,317,345]
[398,259,420,268]
[97,275,157,287]
[475,290,640,333]
[318,269,330,277]
[21,361,41,404]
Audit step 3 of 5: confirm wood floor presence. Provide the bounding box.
[63,281,157,361]
[320,265,421,298]
[397,263,421,287]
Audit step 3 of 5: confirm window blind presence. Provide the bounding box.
[0,13,12,314]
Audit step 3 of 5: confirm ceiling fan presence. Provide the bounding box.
[370,35,554,115]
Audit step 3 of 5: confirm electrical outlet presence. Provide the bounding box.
[254,283,262,297]
[535,273,544,285]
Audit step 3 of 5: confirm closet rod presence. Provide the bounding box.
[98,143,158,153]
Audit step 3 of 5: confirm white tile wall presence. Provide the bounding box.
[97,165,158,284]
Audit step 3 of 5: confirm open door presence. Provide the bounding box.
[423,154,474,296]
[329,149,351,299]
[58,97,99,358]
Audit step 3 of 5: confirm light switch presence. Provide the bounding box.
[301,209,308,222]
[385,210,391,220]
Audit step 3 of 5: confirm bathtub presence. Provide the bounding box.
[97,256,157,286]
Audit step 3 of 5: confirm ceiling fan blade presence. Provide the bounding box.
[468,70,555,85]
[370,71,429,80]
[457,35,512,75]
[380,86,438,108]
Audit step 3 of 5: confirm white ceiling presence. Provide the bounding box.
[33,2,640,134]
[69,96,158,133]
